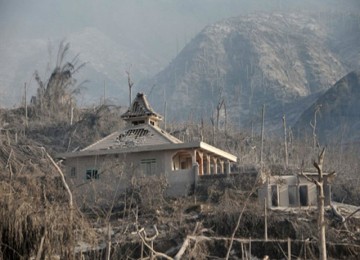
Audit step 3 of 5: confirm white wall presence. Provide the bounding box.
[65,149,196,207]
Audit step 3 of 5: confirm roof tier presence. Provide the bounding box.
[81,123,182,151]
[121,93,162,122]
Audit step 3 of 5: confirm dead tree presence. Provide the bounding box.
[300,148,336,260]
[310,105,321,151]
[282,114,288,168]
[260,104,265,167]
[43,149,74,225]
[126,70,134,107]
[34,41,85,122]
[225,184,259,260]
[216,98,225,132]
[210,116,215,145]
[24,82,28,127]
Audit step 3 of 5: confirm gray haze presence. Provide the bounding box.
[0,0,359,107]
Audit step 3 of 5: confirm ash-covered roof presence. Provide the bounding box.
[57,91,237,163]
[121,92,162,121]
[81,123,182,151]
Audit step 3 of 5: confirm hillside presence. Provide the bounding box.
[140,12,359,129]
[293,70,360,143]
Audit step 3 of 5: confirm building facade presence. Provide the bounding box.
[58,93,237,206]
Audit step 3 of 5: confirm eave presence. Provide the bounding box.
[57,141,237,162]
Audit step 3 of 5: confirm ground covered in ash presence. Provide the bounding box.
[1,106,360,259]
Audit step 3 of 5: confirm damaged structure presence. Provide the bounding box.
[58,93,237,205]
[258,172,333,208]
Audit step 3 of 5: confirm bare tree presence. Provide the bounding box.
[283,114,288,168]
[34,41,85,122]
[126,69,134,107]
[300,148,336,260]
[260,104,265,167]
[310,105,322,150]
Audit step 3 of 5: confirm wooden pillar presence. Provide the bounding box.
[264,198,268,241]
[192,150,197,165]
[288,237,291,260]
[206,155,211,175]
[197,151,203,175]
[212,157,218,174]
[224,160,230,175]
[220,160,224,174]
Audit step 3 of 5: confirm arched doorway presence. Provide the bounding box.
[172,151,192,170]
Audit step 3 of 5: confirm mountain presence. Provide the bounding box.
[140,12,359,129]
[293,70,360,143]
[1,10,359,127]
[324,13,360,70]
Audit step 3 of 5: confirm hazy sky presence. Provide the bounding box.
[1,0,358,59]
[0,0,359,106]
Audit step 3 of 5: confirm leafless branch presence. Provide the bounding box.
[137,225,173,260]
[42,148,73,224]
[225,184,259,260]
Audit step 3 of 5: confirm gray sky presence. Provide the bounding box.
[0,0,359,106]
[2,0,358,59]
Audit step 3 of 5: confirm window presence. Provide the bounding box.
[324,184,331,205]
[70,167,76,178]
[141,159,157,175]
[86,169,99,180]
[288,185,297,206]
[133,120,145,126]
[299,185,308,206]
[271,185,279,207]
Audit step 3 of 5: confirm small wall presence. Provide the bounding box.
[259,175,331,208]
[195,171,258,201]
[166,169,195,197]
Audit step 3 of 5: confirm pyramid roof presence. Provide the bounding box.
[121,93,162,121]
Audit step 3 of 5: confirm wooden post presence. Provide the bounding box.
[260,104,265,167]
[264,198,268,241]
[105,223,111,260]
[251,120,254,141]
[150,240,154,260]
[283,114,288,168]
[103,79,106,105]
[249,237,252,259]
[224,100,227,136]
[164,101,167,130]
[24,82,28,127]
[287,237,291,260]
[244,242,248,259]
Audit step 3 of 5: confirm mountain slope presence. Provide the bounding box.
[293,70,360,143]
[140,12,355,128]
